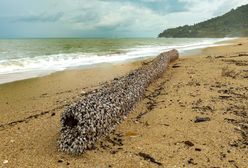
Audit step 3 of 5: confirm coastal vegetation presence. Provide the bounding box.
[158,4,248,38]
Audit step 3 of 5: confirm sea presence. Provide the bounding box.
[0,38,233,84]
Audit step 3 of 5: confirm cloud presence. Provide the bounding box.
[0,0,247,37]
[69,4,165,31]
[14,12,64,22]
[100,0,189,14]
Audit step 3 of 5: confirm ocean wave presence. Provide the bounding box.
[0,38,234,83]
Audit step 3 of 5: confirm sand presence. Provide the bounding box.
[0,38,248,167]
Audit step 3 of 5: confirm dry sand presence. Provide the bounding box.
[0,38,248,167]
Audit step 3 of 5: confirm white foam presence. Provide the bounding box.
[0,38,234,84]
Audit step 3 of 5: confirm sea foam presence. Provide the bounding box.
[0,38,234,84]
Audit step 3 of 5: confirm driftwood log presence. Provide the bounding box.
[58,49,179,154]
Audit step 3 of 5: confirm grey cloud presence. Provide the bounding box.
[99,0,189,14]
[1,0,248,38]
[14,12,64,22]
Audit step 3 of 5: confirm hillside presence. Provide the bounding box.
[158,4,248,38]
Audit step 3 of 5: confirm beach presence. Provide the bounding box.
[0,38,248,167]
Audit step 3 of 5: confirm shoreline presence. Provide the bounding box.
[0,37,236,85]
[0,60,146,125]
[0,38,248,167]
[0,58,151,85]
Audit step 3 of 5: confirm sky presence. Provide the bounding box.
[0,0,247,38]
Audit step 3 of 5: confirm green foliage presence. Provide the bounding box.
[158,4,248,38]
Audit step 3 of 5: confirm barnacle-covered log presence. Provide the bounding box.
[58,49,179,154]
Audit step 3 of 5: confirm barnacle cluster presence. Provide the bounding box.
[58,49,179,154]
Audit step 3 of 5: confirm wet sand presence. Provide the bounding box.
[1,38,248,167]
